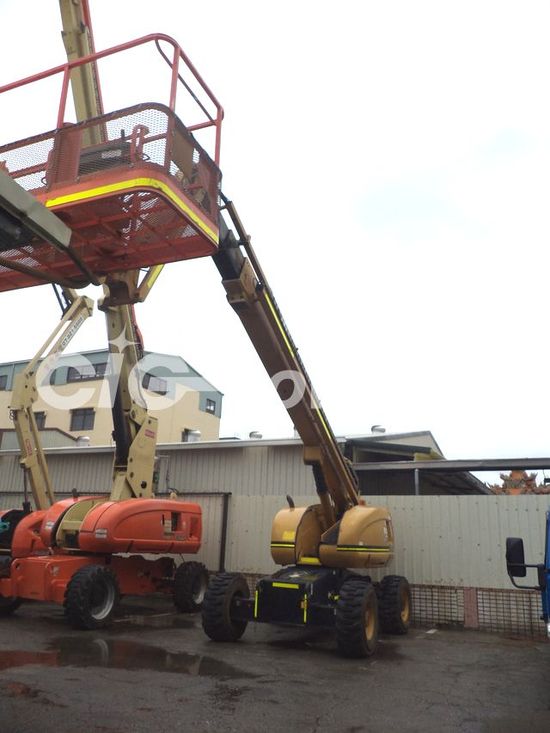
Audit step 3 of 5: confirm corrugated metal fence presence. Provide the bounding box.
[2,447,548,637]
[2,448,547,589]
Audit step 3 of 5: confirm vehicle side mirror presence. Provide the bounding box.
[506,537,527,578]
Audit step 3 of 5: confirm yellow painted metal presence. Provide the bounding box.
[263,291,295,358]
[319,505,394,569]
[297,556,321,566]
[401,587,411,624]
[136,265,165,302]
[270,505,325,566]
[271,501,393,570]
[364,601,375,642]
[272,582,299,589]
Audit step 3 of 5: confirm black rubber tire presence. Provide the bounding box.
[335,579,379,658]
[64,565,119,630]
[0,595,21,616]
[0,556,22,616]
[173,561,209,612]
[201,572,249,642]
[378,575,411,635]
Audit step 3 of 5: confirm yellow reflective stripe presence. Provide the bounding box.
[272,582,299,589]
[254,589,258,619]
[264,291,295,358]
[146,264,164,289]
[271,542,295,549]
[315,407,333,442]
[298,556,321,566]
[336,546,390,553]
[303,594,308,623]
[45,177,219,244]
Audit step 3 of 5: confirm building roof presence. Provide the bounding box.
[344,430,444,455]
[0,348,223,396]
[0,428,489,494]
[344,431,489,495]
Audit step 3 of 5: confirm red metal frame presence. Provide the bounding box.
[1,553,175,604]
[0,33,223,165]
[0,51,223,291]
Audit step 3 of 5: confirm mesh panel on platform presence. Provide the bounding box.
[0,103,221,291]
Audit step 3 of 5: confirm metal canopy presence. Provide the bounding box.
[354,457,550,472]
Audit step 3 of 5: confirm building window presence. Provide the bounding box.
[67,365,93,382]
[205,398,216,414]
[34,411,46,430]
[143,373,167,395]
[182,428,201,443]
[67,362,107,382]
[95,362,107,378]
[0,375,7,390]
[70,408,95,431]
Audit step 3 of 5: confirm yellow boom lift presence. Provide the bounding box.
[202,200,411,657]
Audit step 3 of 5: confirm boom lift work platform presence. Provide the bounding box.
[0,34,221,293]
[0,3,410,655]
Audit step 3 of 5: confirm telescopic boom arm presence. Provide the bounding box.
[10,288,94,510]
[214,197,360,530]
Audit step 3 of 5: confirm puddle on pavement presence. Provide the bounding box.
[268,630,332,651]
[371,640,405,662]
[267,629,405,663]
[115,613,195,630]
[32,608,196,632]
[0,637,257,680]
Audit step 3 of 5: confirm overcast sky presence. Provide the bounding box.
[1,1,550,473]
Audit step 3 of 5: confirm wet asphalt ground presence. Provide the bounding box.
[0,596,549,733]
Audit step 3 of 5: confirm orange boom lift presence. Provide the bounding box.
[0,1,410,655]
[0,2,217,628]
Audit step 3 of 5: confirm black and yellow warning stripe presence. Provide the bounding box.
[336,545,391,553]
[270,541,295,549]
